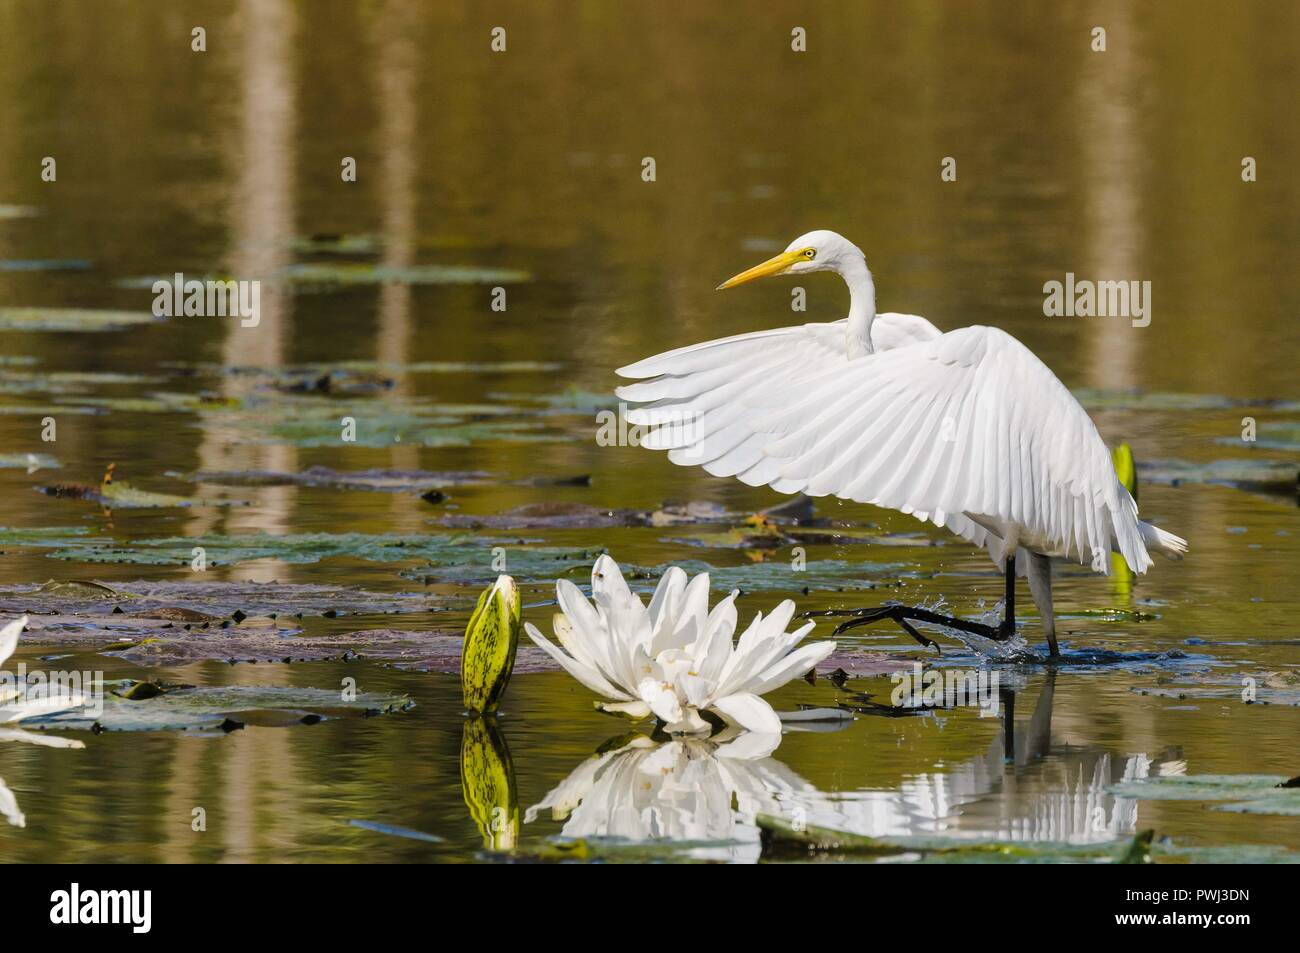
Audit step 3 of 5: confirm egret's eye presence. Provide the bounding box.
[803,248,816,259]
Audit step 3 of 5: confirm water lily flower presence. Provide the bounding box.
[0,615,87,741]
[524,555,835,735]
[1,615,85,828]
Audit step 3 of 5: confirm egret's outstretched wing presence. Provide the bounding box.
[619,323,1150,574]
[616,313,939,489]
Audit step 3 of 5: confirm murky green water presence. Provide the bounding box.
[0,1,1297,862]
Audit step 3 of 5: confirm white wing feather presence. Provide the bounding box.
[617,317,1156,574]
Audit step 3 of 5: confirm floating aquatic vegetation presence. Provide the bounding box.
[34,530,506,568]
[1073,389,1299,412]
[434,502,648,530]
[0,578,433,620]
[168,358,564,379]
[0,308,161,333]
[175,465,493,492]
[0,452,58,471]
[195,392,567,449]
[526,554,836,735]
[757,814,1153,863]
[1132,669,1300,705]
[280,261,532,290]
[1138,457,1298,499]
[294,233,384,256]
[36,463,222,509]
[1216,421,1300,453]
[51,391,225,415]
[0,367,165,396]
[0,259,92,272]
[492,387,618,414]
[35,681,413,732]
[1150,841,1300,864]
[1108,774,1300,815]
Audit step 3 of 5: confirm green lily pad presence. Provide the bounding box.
[0,259,92,272]
[1073,389,1298,412]
[176,466,493,492]
[281,262,532,289]
[0,578,436,619]
[1217,422,1300,453]
[0,308,161,332]
[1151,841,1300,863]
[35,480,218,509]
[0,452,58,471]
[34,681,414,732]
[757,813,1153,863]
[39,531,504,568]
[1108,774,1292,801]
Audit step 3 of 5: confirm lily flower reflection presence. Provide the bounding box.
[525,729,806,862]
[525,674,1186,861]
[1,615,85,828]
[1,616,88,739]
[525,555,835,735]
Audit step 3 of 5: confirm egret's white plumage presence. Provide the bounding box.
[615,230,1186,654]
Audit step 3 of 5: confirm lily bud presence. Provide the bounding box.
[461,575,521,713]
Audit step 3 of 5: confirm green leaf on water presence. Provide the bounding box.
[1108,774,1292,801]
[756,813,1153,863]
[0,452,58,470]
[281,262,532,289]
[34,681,414,732]
[0,308,162,332]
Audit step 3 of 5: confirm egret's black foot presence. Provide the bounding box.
[802,603,1016,651]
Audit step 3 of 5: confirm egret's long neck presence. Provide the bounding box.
[841,256,876,358]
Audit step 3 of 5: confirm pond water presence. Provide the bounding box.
[0,1,1297,862]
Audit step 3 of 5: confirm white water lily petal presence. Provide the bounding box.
[0,727,85,749]
[555,579,621,683]
[637,677,683,725]
[593,557,653,661]
[711,692,782,734]
[656,571,710,656]
[0,615,24,668]
[0,776,23,827]
[677,673,713,710]
[746,632,834,696]
[599,699,652,719]
[660,709,711,735]
[646,565,687,628]
[524,622,633,701]
[694,590,738,685]
[713,730,782,760]
[0,691,86,725]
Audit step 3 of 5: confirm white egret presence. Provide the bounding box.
[615,230,1186,657]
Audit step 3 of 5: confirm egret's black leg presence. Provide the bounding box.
[804,555,1019,646]
[1003,553,1015,637]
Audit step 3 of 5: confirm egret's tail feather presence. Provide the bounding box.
[1140,522,1188,560]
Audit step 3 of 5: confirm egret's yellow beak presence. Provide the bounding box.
[716,249,805,290]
